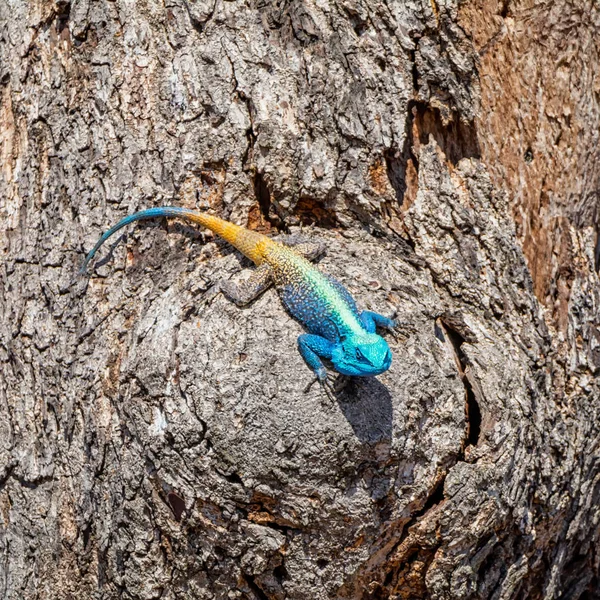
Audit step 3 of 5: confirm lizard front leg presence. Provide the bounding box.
[361,310,415,342]
[220,263,273,306]
[297,334,341,402]
[360,310,396,333]
[297,334,334,382]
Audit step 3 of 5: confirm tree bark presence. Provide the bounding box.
[1,1,599,599]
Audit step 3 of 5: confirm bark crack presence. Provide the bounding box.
[243,574,270,600]
[437,318,481,449]
[184,0,217,35]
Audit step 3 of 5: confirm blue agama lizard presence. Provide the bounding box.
[81,207,396,393]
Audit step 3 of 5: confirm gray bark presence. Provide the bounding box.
[1,1,599,599]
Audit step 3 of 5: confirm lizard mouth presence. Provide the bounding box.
[335,355,392,377]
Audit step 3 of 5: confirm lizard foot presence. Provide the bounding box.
[304,375,337,405]
[320,379,337,405]
[388,315,417,343]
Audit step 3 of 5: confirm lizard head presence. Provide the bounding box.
[331,333,392,377]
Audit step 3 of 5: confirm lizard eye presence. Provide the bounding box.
[355,348,368,363]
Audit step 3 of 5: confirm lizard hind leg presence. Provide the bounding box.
[283,238,327,262]
[220,263,273,306]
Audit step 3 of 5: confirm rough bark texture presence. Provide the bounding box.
[1,1,599,599]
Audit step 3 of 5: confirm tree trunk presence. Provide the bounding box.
[1,0,599,598]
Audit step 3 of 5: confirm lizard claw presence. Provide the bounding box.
[388,318,416,342]
[388,326,402,343]
[303,376,318,394]
[320,379,337,405]
[304,374,337,404]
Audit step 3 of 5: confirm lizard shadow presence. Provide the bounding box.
[92,233,128,270]
[333,377,393,445]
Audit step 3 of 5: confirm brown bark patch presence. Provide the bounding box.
[459,0,600,321]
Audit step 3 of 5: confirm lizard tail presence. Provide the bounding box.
[79,206,271,274]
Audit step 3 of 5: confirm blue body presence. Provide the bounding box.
[260,243,395,381]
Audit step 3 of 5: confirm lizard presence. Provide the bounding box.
[80,206,396,394]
